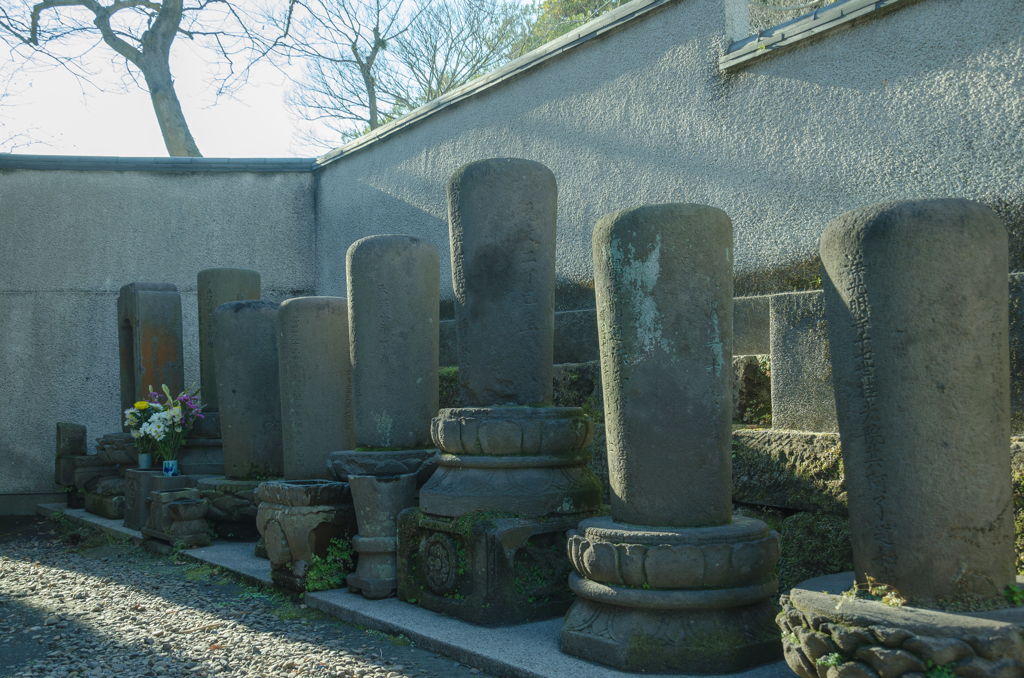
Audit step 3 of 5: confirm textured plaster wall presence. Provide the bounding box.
[314,0,1024,301]
[0,170,315,497]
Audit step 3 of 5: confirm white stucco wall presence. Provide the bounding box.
[313,0,1023,302]
[0,169,315,501]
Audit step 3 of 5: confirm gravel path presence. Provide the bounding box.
[0,516,491,678]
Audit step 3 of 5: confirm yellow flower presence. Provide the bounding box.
[135,401,150,410]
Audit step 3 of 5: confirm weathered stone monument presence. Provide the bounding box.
[197,268,261,415]
[561,204,781,672]
[117,282,184,428]
[397,159,602,625]
[326,235,440,599]
[278,297,353,480]
[821,199,1013,604]
[213,300,283,479]
[770,290,837,432]
[780,199,1020,678]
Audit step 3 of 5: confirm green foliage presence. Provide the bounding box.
[925,661,957,678]
[305,537,355,592]
[837,574,905,609]
[439,366,463,409]
[1005,583,1024,607]
[816,653,850,668]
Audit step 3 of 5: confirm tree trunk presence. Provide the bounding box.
[140,54,202,157]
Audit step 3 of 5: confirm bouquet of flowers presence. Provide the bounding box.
[124,384,203,462]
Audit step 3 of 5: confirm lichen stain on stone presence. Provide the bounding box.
[706,299,724,377]
[610,233,670,360]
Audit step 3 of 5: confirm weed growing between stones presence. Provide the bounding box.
[816,652,850,668]
[836,575,905,610]
[1013,469,1024,575]
[304,536,354,592]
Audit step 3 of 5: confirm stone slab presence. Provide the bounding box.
[735,295,770,356]
[732,429,845,515]
[769,290,837,432]
[36,503,143,544]
[197,267,260,413]
[182,539,790,678]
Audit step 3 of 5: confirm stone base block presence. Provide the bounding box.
[83,492,125,520]
[560,515,783,673]
[124,470,190,531]
[561,594,782,674]
[196,477,262,540]
[256,480,356,591]
[732,429,845,515]
[397,508,588,626]
[780,573,1024,678]
[178,439,225,475]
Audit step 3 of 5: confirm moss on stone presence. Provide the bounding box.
[732,431,846,515]
[439,366,462,409]
[777,512,853,594]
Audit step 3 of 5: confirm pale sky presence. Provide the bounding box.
[1,21,312,158]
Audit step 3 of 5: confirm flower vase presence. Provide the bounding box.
[162,460,179,477]
[138,453,152,470]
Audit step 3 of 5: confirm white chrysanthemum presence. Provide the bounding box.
[131,430,141,439]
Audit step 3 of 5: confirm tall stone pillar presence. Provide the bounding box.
[561,204,781,673]
[213,300,283,479]
[397,159,602,625]
[820,199,1012,606]
[197,268,260,413]
[327,235,440,599]
[278,297,354,480]
[117,282,184,424]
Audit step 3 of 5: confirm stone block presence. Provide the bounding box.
[196,477,262,540]
[736,295,771,355]
[213,299,283,479]
[397,509,583,625]
[278,296,354,480]
[177,439,225,476]
[94,432,136,465]
[255,480,356,591]
[117,282,184,426]
[83,492,125,520]
[770,290,837,432]
[56,423,87,458]
[197,267,260,413]
[124,470,188,531]
[732,429,845,514]
[73,463,118,492]
[145,488,203,537]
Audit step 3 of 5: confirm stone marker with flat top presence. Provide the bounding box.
[117,282,184,423]
[820,198,1013,606]
[197,268,261,413]
[449,157,556,407]
[347,235,440,449]
[561,204,781,673]
[770,290,837,432]
[278,296,353,480]
[214,300,283,479]
[398,159,602,625]
[326,235,440,599]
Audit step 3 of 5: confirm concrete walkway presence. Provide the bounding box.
[39,504,793,678]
